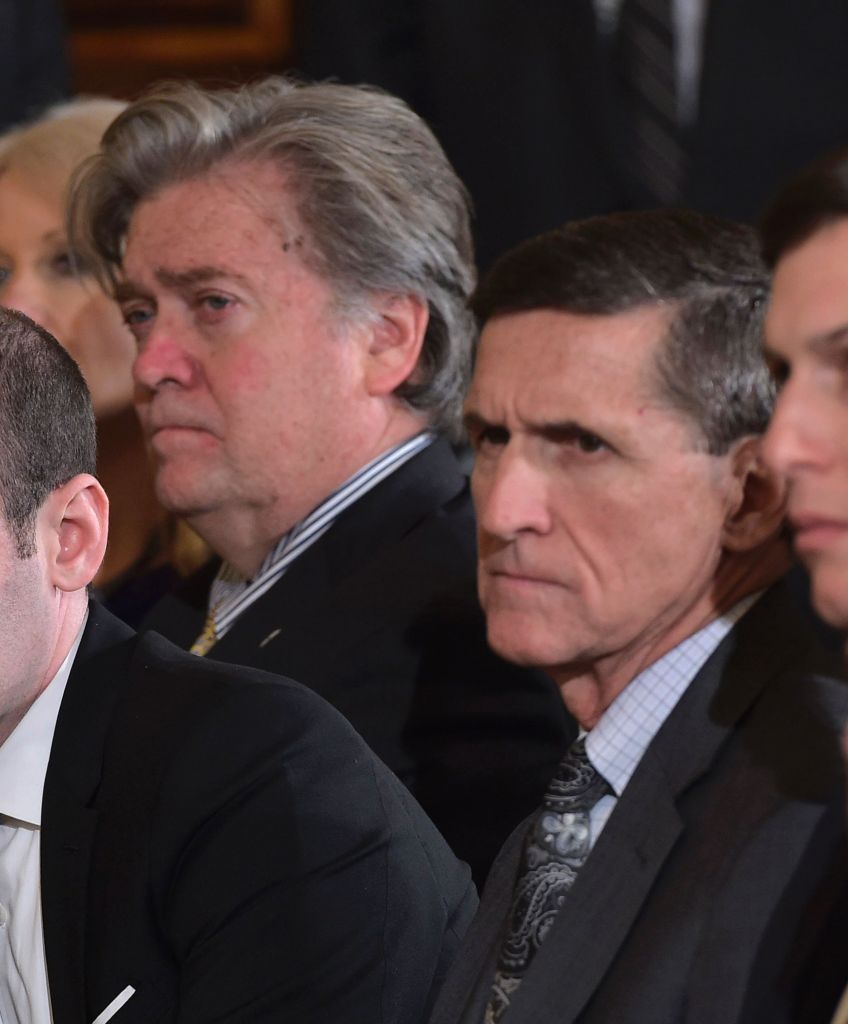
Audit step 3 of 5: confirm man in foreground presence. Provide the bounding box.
[430,209,848,1024]
[67,76,571,883]
[0,308,476,1023]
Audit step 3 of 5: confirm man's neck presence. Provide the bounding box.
[551,539,792,731]
[193,418,430,579]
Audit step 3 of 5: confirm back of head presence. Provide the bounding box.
[760,146,848,267]
[0,308,96,557]
[69,76,477,437]
[472,209,773,454]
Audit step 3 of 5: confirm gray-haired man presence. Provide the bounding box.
[69,76,571,884]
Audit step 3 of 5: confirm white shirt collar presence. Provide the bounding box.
[0,612,87,826]
[586,593,761,798]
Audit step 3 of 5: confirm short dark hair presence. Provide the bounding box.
[471,209,773,454]
[760,146,848,268]
[68,76,476,439]
[0,309,96,557]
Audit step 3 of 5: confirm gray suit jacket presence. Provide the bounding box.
[430,578,848,1024]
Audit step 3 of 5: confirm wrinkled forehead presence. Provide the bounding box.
[470,305,672,405]
[125,157,308,256]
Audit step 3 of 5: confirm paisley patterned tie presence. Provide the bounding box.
[485,738,611,1023]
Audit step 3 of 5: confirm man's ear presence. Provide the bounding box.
[39,474,109,592]
[361,293,429,397]
[721,436,787,552]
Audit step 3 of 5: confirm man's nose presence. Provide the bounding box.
[132,317,198,392]
[762,377,832,479]
[473,448,552,539]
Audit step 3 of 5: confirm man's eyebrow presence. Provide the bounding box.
[155,265,251,290]
[113,279,147,303]
[113,266,251,302]
[463,410,491,432]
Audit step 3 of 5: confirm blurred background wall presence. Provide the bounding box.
[66,0,294,95]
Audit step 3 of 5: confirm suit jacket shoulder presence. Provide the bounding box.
[42,602,477,1024]
[430,577,848,1024]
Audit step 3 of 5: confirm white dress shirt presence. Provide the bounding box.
[585,593,761,847]
[0,617,86,1024]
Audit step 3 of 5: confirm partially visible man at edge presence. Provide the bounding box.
[0,308,477,1023]
[428,209,848,1024]
[67,76,572,884]
[759,149,848,1024]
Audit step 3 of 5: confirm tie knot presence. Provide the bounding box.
[543,737,611,814]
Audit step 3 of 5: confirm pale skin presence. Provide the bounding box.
[0,475,108,747]
[466,307,790,730]
[762,218,848,632]
[118,159,429,578]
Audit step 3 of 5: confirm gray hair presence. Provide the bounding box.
[471,209,773,455]
[68,76,476,439]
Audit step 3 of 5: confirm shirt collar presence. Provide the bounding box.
[0,612,87,826]
[207,430,436,634]
[586,592,761,798]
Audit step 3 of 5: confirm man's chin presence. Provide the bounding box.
[809,568,848,633]
[154,478,216,521]
[485,618,567,671]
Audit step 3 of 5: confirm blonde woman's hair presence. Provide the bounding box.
[0,97,126,203]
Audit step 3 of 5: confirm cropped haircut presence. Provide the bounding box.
[760,146,848,268]
[0,309,96,558]
[68,76,477,439]
[472,209,773,455]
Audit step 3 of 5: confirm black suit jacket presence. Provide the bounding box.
[144,440,573,884]
[295,0,848,268]
[429,580,848,1024]
[41,602,478,1024]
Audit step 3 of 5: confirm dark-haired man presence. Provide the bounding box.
[760,150,848,635]
[67,75,571,885]
[759,148,848,1024]
[430,209,848,1024]
[0,307,476,1022]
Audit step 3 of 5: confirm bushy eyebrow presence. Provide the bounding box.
[464,409,613,447]
[113,265,251,303]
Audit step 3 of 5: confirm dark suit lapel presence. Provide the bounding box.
[430,818,529,1024]
[207,438,469,662]
[508,749,684,1023]
[505,579,813,1022]
[41,603,135,1024]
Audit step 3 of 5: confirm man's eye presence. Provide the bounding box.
[199,294,232,313]
[121,306,154,339]
[122,307,151,325]
[575,431,606,454]
[473,425,510,451]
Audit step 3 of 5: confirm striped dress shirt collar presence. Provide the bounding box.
[196,431,435,651]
